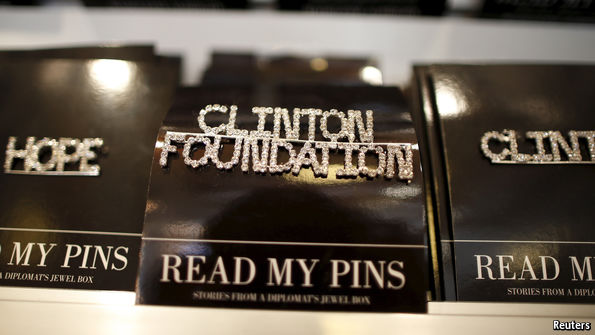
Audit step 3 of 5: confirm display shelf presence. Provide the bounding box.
[0,7,594,334]
[1,287,594,334]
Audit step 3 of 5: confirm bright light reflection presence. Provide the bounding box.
[359,66,383,86]
[381,185,421,199]
[310,57,329,72]
[435,81,467,118]
[322,316,367,335]
[95,291,136,305]
[281,164,365,185]
[89,59,133,91]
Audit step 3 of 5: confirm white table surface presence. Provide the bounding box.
[0,286,593,335]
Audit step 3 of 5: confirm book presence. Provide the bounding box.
[481,0,595,23]
[136,85,428,312]
[0,52,179,291]
[201,52,378,87]
[0,45,156,61]
[412,64,595,302]
[277,0,446,16]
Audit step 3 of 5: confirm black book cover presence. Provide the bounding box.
[201,52,376,87]
[277,0,445,16]
[481,0,595,23]
[81,0,247,8]
[0,45,156,61]
[0,57,179,291]
[413,64,595,302]
[137,85,428,312]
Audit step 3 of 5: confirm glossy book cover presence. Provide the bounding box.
[137,85,428,312]
[413,64,595,302]
[0,56,179,291]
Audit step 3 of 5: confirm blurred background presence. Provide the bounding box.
[3,0,595,23]
[1,0,594,87]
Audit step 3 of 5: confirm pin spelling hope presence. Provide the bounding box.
[4,137,104,176]
[159,105,415,181]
